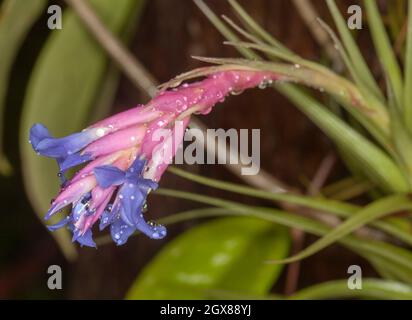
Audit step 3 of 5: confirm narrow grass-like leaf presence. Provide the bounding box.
[364,0,403,109]
[0,0,47,175]
[168,167,412,246]
[126,217,290,299]
[277,83,408,193]
[367,254,412,284]
[154,189,412,276]
[193,0,255,59]
[289,279,412,300]
[227,0,292,54]
[404,0,412,131]
[19,0,145,260]
[326,0,383,101]
[275,195,412,264]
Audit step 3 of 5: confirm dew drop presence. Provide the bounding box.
[96,128,106,137]
[230,89,244,96]
[258,79,273,89]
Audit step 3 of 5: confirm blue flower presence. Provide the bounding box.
[94,158,166,245]
[29,124,98,180]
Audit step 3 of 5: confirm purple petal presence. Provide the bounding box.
[117,182,145,226]
[59,153,93,173]
[135,214,167,240]
[126,158,146,176]
[110,219,136,246]
[69,192,92,228]
[29,123,50,147]
[137,178,158,193]
[94,165,126,188]
[99,201,120,231]
[72,229,96,248]
[46,216,70,231]
[30,124,100,159]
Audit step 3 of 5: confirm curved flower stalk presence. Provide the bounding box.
[30,69,278,247]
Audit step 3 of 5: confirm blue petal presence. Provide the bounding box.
[99,203,120,230]
[135,213,167,240]
[137,178,158,193]
[110,219,136,246]
[117,183,145,226]
[72,229,96,248]
[47,216,70,231]
[30,123,50,148]
[71,193,91,222]
[94,165,126,188]
[126,158,146,176]
[30,124,98,159]
[59,153,93,173]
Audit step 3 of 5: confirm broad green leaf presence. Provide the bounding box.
[126,217,290,299]
[277,194,412,264]
[364,0,403,110]
[289,279,412,300]
[0,0,47,175]
[19,0,145,260]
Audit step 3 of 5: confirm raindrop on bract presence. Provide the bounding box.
[258,79,273,89]
[230,89,244,96]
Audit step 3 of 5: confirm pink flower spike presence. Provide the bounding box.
[90,104,161,133]
[70,151,124,184]
[82,125,146,158]
[144,116,190,182]
[46,175,97,219]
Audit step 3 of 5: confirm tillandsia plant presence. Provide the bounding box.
[30,70,277,246]
[15,0,412,299]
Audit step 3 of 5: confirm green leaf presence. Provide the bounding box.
[277,84,408,193]
[227,0,291,54]
[404,0,412,131]
[277,194,412,264]
[19,0,145,260]
[0,0,48,175]
[326,0,383,101]
[126,217,290,299]
[193,0,258,60]
[167,167,412,247]
[364,0,403,110]
[289,279,412,300]
[154,189,412,278]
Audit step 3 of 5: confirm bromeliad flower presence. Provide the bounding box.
[30,69,278,247]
